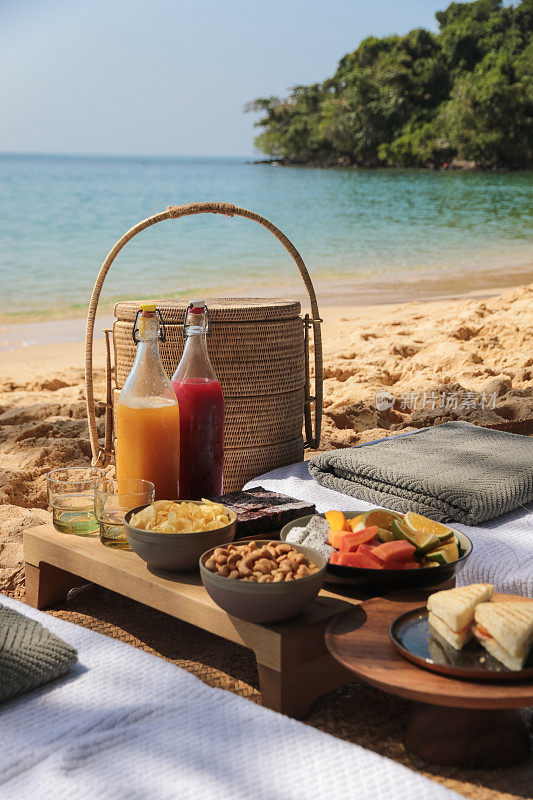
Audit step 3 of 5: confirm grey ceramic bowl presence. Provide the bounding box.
[124,502,236,571]
[199,539,327,623]
[281,513,472,591]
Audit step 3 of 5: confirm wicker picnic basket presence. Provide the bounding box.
[85,202,323,492]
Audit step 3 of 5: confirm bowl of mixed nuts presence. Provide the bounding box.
[199,538,327,623]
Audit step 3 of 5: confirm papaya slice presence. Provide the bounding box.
[327,529,352,550]
[337,551,383,569]
[383,560,406,570]
[372,540,416,564]
[339,526,378,553]
[357,543,377,556]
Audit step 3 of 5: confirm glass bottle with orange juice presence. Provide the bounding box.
[116,304,180,500]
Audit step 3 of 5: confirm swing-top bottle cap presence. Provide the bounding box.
[189,300,206,313]
[139,303,156,313]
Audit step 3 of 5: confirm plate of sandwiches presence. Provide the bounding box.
[389,584,533,680]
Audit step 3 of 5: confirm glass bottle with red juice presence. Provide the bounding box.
[171,301,224,499]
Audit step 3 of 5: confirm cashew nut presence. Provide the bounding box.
[227,552,241,570]
[238,551,262,577]
[279,560,293,574]
[255,558,273,575]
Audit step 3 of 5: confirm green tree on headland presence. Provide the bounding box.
[246,0,533,168]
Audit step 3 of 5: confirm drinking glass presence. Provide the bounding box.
[95,478,155,549]
[47,468,104,534]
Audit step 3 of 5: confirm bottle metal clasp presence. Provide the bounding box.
[132,309,167,344]
[182,303,212,340]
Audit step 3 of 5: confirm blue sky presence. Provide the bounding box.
[0,0,516,157]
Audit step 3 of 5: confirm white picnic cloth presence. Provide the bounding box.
[0,596,462,800]
[245,461,533,598]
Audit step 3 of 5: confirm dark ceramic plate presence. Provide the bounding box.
[390,607,533,681]
[281,513,472,591]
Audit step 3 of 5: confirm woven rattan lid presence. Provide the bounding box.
[114,298,302,323]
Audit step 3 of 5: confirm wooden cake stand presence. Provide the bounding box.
[326,596,533,768]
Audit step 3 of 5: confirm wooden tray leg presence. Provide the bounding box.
[25,561,89,610]
[405,703,531,768]
[257,655,352,719]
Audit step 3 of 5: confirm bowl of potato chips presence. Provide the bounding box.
[124,499,236,571]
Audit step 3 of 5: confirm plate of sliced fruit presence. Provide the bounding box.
[281,508,472,589]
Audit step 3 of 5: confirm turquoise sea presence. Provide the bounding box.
[1,153,532,316]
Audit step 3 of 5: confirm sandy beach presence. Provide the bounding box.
[1,282,532,596]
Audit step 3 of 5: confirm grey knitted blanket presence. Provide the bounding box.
[0,604,77,703]
[308,421,533,525]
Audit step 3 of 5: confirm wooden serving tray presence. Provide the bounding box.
[326,597,533,767]
[23,524,367,718]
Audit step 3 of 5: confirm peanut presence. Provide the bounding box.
[218,565,230,577]
[205,557,216,571]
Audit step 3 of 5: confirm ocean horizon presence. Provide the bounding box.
[1,152,532,320]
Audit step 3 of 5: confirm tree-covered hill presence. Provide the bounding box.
[246,0,533,168]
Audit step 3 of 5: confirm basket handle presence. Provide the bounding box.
[85,201,323,466]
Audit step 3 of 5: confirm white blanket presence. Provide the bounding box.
[0,597,462,800]
[245,461,533,597]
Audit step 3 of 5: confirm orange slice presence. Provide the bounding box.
[352,508,403,533]
[403,511,453,540]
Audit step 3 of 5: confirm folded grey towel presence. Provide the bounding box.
[0,604,77,703]
[308,421,533,525]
